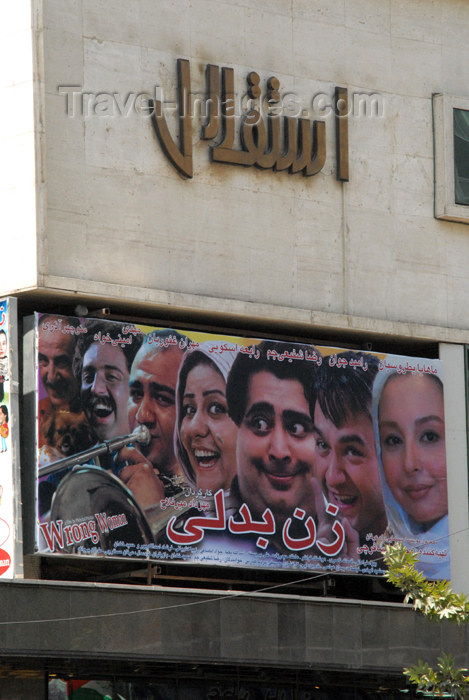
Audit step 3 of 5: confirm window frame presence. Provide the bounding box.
[434,92,469,224]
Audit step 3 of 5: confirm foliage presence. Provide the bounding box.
[384,543,469,623]
[384,543,469,698]
[403,653,469,698]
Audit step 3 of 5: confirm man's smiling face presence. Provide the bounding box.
[236,371,316,522]
[127,345,183,474]
[313,403,386,537]
[38,326,77,408]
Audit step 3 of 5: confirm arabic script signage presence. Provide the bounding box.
[34,313,449,579]
[151,59,349,181]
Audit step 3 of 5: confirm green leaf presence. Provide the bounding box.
[383,545,469,698]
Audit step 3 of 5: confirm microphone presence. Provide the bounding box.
[39,425,152,477]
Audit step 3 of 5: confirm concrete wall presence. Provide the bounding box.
[440,343,469,593]
[2,6,469,684]
[6,0,468,338]
[0,579,468,674]
[1,1,38,293]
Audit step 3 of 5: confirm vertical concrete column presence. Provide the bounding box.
[440,343,469,593]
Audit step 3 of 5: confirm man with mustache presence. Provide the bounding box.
[118,330,188,507]
[226,340,318,540]
[311,351,387,545]
[38,315,81,446]
[74,320,143,443]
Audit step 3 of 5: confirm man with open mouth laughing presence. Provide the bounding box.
[311,351,387,545]
[74,320,143,443]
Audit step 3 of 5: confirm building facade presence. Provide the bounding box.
[2,0,469,697]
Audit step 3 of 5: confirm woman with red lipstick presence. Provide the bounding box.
[373,365,450,579]
[175,341,239,496]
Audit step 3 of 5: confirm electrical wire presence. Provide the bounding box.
[0,571,329,626]
[0,523,466,627]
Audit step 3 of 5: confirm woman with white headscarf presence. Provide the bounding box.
[372,365,450,580]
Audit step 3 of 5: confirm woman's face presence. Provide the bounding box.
[0,334,6,359]
[180,362,238,492]
[379,374,447,528]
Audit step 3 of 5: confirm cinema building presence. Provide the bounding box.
[3,0,469,697]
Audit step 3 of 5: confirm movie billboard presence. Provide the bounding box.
[34,313,450,579]
[0,299,22,579]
